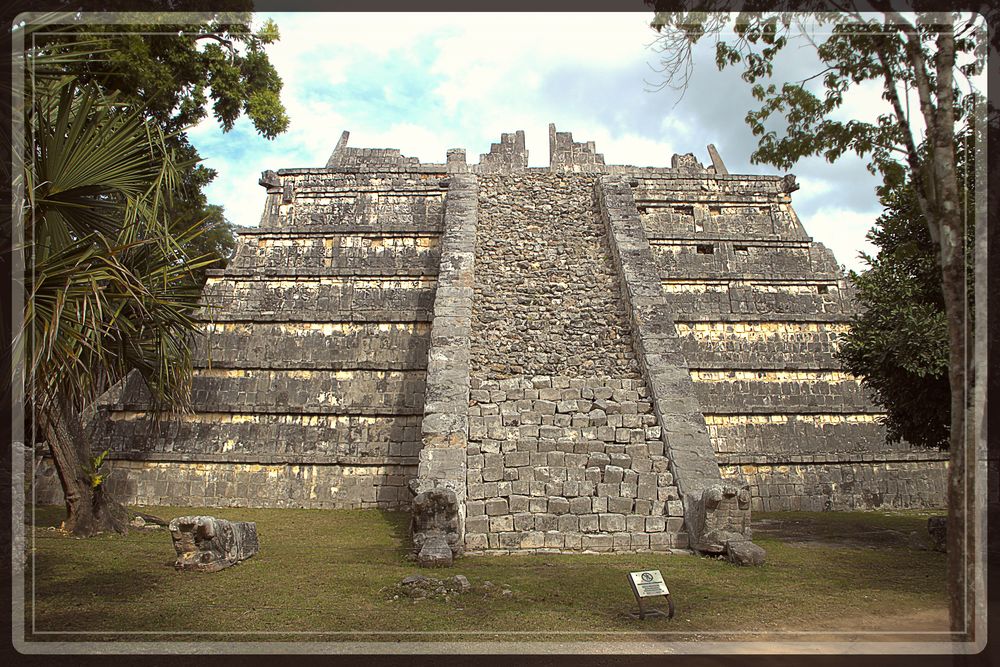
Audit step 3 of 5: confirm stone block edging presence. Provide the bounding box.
[595,176,758,560]
[411,174,479,565]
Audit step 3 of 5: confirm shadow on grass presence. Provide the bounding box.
[376,508,413,558]
[753,510,942,550]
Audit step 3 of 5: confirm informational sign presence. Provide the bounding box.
[629,570,669,598]
[627,570,674,620]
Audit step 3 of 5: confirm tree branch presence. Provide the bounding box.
[873,36,935,244]
[888,11,938,140]
[886,11,943,218]
[931,16,961,260]
[192,33,236,62]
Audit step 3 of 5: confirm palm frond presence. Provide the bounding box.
[21,78,214,415]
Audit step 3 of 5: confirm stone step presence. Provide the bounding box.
[217,267,439,278]
[111,368,427,414]
[192,321,431,370]
[651,242,840,280]
[658,281,850,317]
[285,196,444,228]
[200,276,437,319]
[704,412,890,457]
[466,529,689,552]
[95,410,424,459]
[688,373,878,414]
[227,233,441,272]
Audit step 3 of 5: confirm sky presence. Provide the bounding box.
[187,12,914,273]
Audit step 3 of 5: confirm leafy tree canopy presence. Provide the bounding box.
[15,7,285,534]
[838,123,976,449]
[649,4,984,191]
[30,3,289,279]
[20,69,217,535]
[33,3,288,138]
[647,5,986,632]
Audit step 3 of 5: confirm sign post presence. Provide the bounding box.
[627,570,674,620]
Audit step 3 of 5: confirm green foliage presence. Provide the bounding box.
[650,9,983,456]
[837,126,976,448]
[29,5,290,276]
[35,7,289,138]
[177,205,238,286]
[650,10,983,189]
[14,10,281,529]
[85,449,111,489]
[21,65,216,415]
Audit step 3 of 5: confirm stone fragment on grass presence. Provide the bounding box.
[927,516,947,552]
[129,511,168,529]
[396,573,472,599]
[169,515,259,572]
[724,538,766,566]
[417,534,454,567]
[449,574,471,592]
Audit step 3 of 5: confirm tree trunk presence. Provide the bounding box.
[934,148,972,639]
[897,14,978,641]
[942,227,972,639]
[40,392,128,537]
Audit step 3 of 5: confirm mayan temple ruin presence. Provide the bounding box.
[34,124,948,563]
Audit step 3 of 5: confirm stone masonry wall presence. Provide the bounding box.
[720,456,949,511]
[411,174,479,544]
[549,124,605,173]
[229,230,440,273]
[325,131,421,170]
[466,172,684,551]
[465,375,685,552]
[631,165,945,512]
[35,128,947,529]
[477,131,528,174]
[33,460,413,509]
[673,321,850,369]
[650,240,839,281]
[595,175,752,554]
[472,172,639,379]
[35,171,448,510]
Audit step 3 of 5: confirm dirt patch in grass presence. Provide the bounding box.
[20,506,948,644]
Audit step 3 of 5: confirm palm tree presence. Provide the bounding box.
[17,39,216,536]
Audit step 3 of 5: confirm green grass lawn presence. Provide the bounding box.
[21,505,947,643]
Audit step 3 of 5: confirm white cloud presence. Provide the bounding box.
[593,131,678,169]
[801,207,880,273]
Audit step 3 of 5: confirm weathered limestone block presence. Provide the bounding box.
[706,144,729,175]
[258,169,280,189]
[325,130,351,167]
[477,131,528,174]
[548,123,605,172]
[447,148,468,173]
[410,486,463,567]
[169,515,259,572]
[689,483,751,551]
[670,153,705,172]
[685,483,765,565]
[724,538,766,566]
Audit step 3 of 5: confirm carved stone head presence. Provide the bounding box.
[410,487,462,567]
